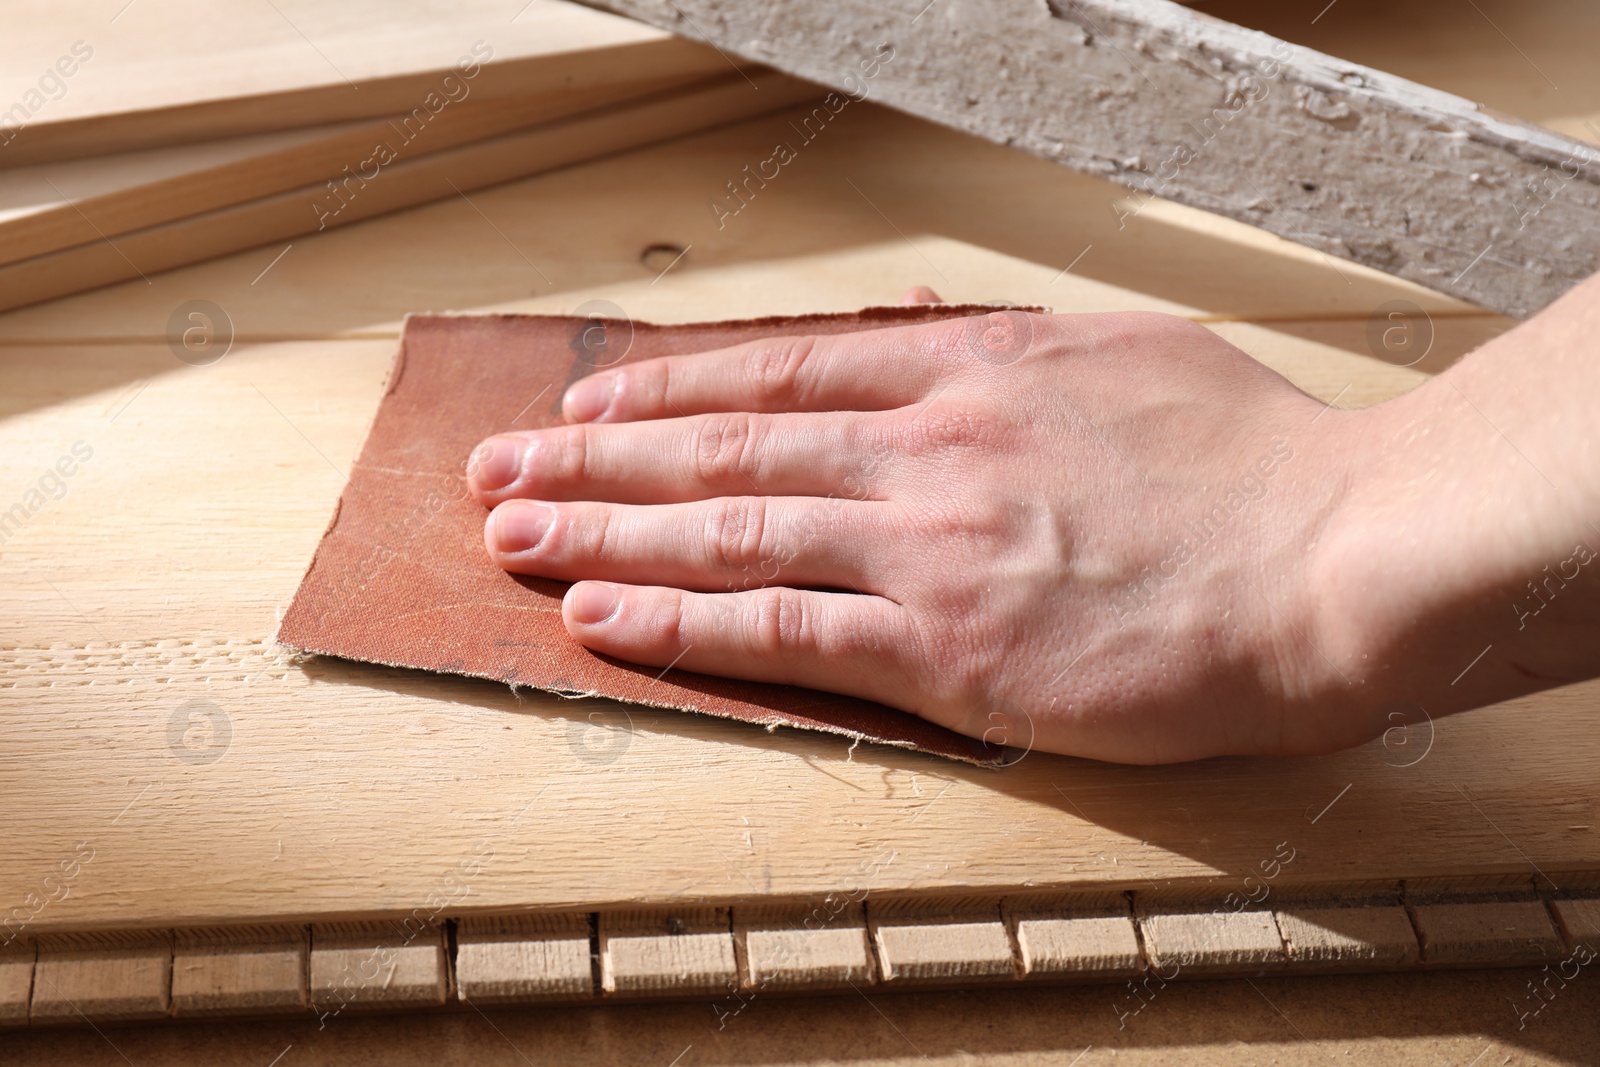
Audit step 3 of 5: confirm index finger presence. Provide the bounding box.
[561,320,962,424]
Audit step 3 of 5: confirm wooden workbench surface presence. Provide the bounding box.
[2,0,1598,1056]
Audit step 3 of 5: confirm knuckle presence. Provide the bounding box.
[745,335,817,404]
[541,425,591,484]
[707,497,769,571]
[693,413,761,486]
[748,587,811,658]
[896,403,1009,456]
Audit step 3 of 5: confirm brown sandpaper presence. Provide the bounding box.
[277,308,1005,766]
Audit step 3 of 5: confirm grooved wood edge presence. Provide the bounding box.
[13,886,1600,1026]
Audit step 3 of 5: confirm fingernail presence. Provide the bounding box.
[493,502,554,554]
[564,374,615,422]
[470,436,524,492]
[568,582,620,625]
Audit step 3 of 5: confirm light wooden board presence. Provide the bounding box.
[0,69,724,268]
[0,0,727,163]
[0,71,816,313]
[1,98,1597,933]
[2,0,1599,1028]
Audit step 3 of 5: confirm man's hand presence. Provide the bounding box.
[464,302,1374,762]
[465,277,1600,764]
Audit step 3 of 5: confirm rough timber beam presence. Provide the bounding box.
[574,0,1600,318]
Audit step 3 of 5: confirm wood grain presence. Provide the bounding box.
[1138,909,1286,976]
[0,939,34,1026]
[1006,894,1142,980]
[0,70,817,313]
[456,913,593,1003]
[599,909,736,996]
[170,925,307,1016]
[1411,901,1565,966]
[0,71,723,269]
[1276,905,1420,971]
[309,922,449,1013]
[871,898,1016,985]
[735,902,874,991]
[0,0,725,163]
[29,931,171,1023]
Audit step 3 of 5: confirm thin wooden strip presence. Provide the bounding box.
[0,939,34,1026]
[0,70,716,269]
[735,901,872,992]
[456,913,593,1003]
[1137,910,1285,976]
[30,930,172,1023]
[170,925,307,1016]
[599,908,736,996]
[1410,900,1564,966]
[0,70,816,314]
[869,898,1014,985]
[1550,898,1600,948]
[309,921,447,1014]
[1275,906,1420,971]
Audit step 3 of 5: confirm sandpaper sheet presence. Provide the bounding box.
[277,308,1005,765]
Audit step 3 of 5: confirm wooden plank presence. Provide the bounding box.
[1005,893,1142,980]
[309,922,447,1014]
[1275,906,1419,971]
[0,70,816,313]
[574,0,1600,316]
[735,902,873,991]
[870,898,1015,985]
[170,925,307,1016]
[0,103,1502,342]
[29,930,171,1023]
[0,0,727,163]
[0,70,719,269]
[1410,900,1564,966]
[0,939,33,1026]
[1137,909,1285,976]
[598,909,736,996]
[1550,898,1600,947]
[456,913,593,1003]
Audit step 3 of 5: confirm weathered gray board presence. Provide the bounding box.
[574,0,1600,318]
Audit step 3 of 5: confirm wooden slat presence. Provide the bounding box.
[0,70,817,313]
[0,0,726,164]
[1005,894,1142,980]
[735,902,873,991]
[1550,898,1600,947]
[870,898,1015,985]
[599,909,736,996]
[1138,909,1285,976]
[309,922,447,1014]
[1275,906,1419,971]
[29,930,171,1023]
[0,939,33,1026]
[0,71,717,269]
[170,925,307,1016]
[455,913,593,1003]
[1410,901,1564,966]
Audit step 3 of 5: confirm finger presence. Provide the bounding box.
[900,285,944,305]
[486,496,895,595]
[561,323,955,424]
[561,581,915,705]
[468,410,892,505]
